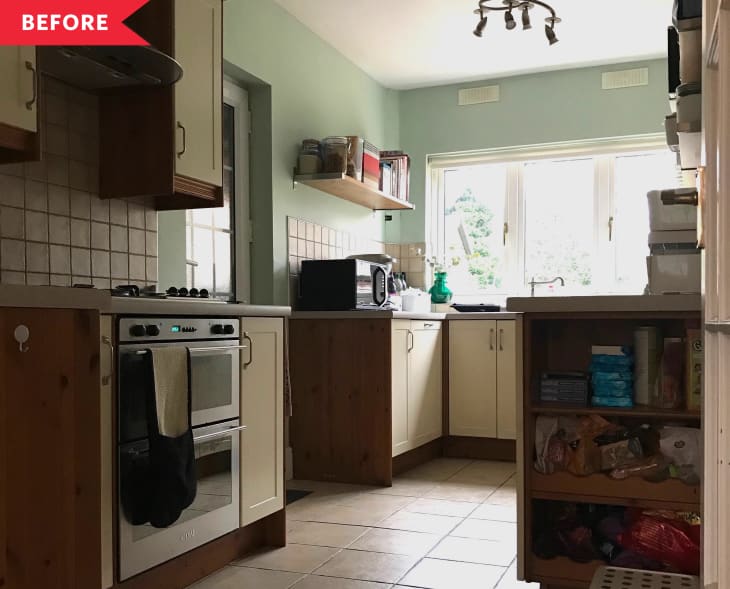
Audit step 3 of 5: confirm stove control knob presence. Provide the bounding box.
[166,287,178,297]
[223,325,235,335]
[146,325,160,337]
[189,288,199,298]
[199,289,209,298]
[178,287,189,297]
[130,324,146,337]
[211,324,225,335]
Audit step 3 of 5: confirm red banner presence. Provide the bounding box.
[0,0,150,46]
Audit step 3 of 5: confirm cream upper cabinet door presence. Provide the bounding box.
[99,317,113,589]
[392,321,411,457]
[0,47,37,133]
[174,0,223,187]
[409,323,443,448]
[496,320,518,440]
[240,317,284,528]
[449,321,498,438]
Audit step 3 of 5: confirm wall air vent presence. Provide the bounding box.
[458,85,500,106]
[601,67,649,90]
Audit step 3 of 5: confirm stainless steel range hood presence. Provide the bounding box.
[39,46,183,91]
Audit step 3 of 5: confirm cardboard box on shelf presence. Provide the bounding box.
[686,328,702,411]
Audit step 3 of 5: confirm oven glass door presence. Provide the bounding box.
[118,340,240,442]
[118,420,242,581]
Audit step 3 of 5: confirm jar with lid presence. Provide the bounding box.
[297,139,322,174]
[322,136,349,174]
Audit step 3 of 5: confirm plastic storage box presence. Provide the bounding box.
[647,190,696,231]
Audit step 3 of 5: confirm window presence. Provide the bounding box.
[184,82,250,301]
[431,142,683,297]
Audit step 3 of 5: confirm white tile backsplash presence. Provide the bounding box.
[71,247,91,276]
[25,211,48,242]
[49,214,70,245]
[26,242,49,273]
[70,218,90,247]
[91,222,109,250]
[1,207,24,239]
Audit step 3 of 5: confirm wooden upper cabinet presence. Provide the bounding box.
[174,0,223,189]
[99,0,223,210]
[0,47,40,163]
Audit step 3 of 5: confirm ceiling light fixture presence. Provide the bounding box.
[472,0,560,45]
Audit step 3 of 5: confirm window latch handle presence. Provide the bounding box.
[608,216,614,242]
[503,222,508,246]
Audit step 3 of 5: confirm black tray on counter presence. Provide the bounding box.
[451,304,502,313]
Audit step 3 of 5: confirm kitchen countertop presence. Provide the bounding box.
[0,285,291,317]
[506,294,702,313]
[291,310,521,320]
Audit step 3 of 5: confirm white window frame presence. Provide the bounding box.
[428,134,668,297]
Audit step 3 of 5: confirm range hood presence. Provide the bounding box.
[39,46,183,91]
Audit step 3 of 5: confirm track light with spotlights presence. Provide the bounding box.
[471,0,560,46]
[521,4,532,29]
[473,11,488,36]
[504,10,517,30]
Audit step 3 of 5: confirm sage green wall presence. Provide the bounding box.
[223,0,400,305]
[396,59,669,243]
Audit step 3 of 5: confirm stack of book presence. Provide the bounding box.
[379,151,410,202]
[540,372,590,405]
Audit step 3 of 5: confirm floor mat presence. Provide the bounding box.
[286,489,313,505]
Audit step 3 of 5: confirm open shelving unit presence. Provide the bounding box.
[520,306,703,588]
[293,172,415,211]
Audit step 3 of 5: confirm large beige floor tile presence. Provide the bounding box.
[287,503,398,526]
[188,565,303,589]
[424,481,498,503]
[428,536,516,566]
[469,503,517,522]
[404,497,479,518]
[292,574,390,589]
[377,510,461,535]
[451,519,517,542]
[234,544,339,574]
[314,549,418,584]
[484,487,517,507]
[398,558,505,589]
[333,492,416,511]
[349,527,441,557]
[287,520,370,548]
[369,478,438,497]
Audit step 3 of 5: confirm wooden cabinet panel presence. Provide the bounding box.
[0,308,100,589]
[240,317,284,527]
[0,47,37,133]
[409,325,443,448]
[391,322,410,457]
[174,0,223,188]
[496,320,518,440]
[449,321,498,438]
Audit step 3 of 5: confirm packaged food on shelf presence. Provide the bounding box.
[685,329,702,411]
[322,136,349,174]
[362,141,380,189]
[653,338,685,409]
[635,326,661,405]
[590,346,635,407]
[345,136,364,181]
[540,371,590,405]
[660,426,701,484]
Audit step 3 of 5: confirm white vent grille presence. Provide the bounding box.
[458,85,500,106]
[602,67,649,90]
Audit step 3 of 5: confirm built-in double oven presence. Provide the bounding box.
[116,316,245,581]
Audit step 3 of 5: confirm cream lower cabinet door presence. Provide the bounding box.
[240,317,284,528]
[100,317,113,589]
[174,0,223,187]
[496,321,518,440]
[409,323,443,448]
[449,321,498,438]
[392,321,411,457]
[0,47,37,133]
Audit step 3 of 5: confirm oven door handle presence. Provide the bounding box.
[193,424,247,442]
[134,345,248,355]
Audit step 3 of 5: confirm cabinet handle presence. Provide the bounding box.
[489,328,495,351]
[424,323,434,328]
[407,330,414,353]
[177,121,187,158]
[243,333,253,368]
[101,336,114,386]
[25,61,37,111]
[499,328,504,351]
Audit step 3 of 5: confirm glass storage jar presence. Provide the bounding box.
[297,139,322,174]
[322,136,349,174]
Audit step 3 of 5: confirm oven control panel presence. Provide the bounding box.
[119,318,240,342]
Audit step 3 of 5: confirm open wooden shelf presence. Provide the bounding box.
[529,555,602,587]
[294,172,415,211]
[530,403,701,421]
[531,471,700,510]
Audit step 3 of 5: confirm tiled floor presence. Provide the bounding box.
[189,458,539,589]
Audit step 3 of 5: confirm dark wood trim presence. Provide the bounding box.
[443,436,516,462]
[114,510,285,589]
[392,438,443,477]
[0,121,40,163]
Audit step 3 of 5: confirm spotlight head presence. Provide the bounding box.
[521,5,532,29]
[544,23,558,45]
[505,10,517,30]
[473,12,488,37]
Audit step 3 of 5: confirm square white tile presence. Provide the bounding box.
[398,557,505,589]
[428,536,516,566]
[234,544,339,574]
[313,549,417,585]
